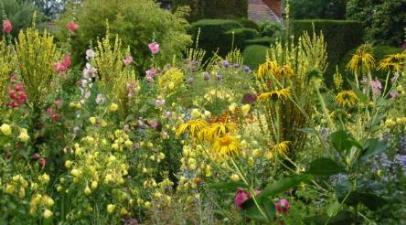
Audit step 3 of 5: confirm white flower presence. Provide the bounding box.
[86,49,96,60]
[95,94,106,105]
[83,63,97,78]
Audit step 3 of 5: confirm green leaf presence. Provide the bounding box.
[240,199,268,222]
[206,181,248,192]
[345,191,387,210]
[330,130,360,153]
[327,201,341,217]
[307,158,345,176]
[259,174,312,199]
[360,138,387,161]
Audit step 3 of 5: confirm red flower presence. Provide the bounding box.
[2,19,12,34]
[66,21,79,33]
[275,198,290,214]
[54,55,72,74]
[7,83,27,108]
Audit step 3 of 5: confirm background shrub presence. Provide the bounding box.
[346,0,406,46]
[57,0,191,73]
[242,44,268,69]
[173,0,248,21]
[225,28,259,50]
[291,0,347,20]
[292,20,363,84]
[0,0,42,37]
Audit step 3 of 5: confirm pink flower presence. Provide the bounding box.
[123,55,134,66]
[275,199,290,214]
[66,21,79,33]
[234,188,250,209]
[7,83,27,108]
[148,42,160,54]
[370,79,382,96]
[54,55,72,74]
[2,19,12,34]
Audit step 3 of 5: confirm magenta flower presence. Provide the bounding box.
[275,199,290,214]
[234,188,250,209]
[148,42,160,54]
[66,21,79,33]
[123,55,134,66]
[2,19,12,34]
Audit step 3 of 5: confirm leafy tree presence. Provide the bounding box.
[290,0,347,20]
[57,0,191,73]
[346,0,406,46]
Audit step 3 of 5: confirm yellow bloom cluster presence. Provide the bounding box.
[29,193,54,218]
[385,117,406,128]
[158,67,185,97]
[4,175,29,199]
[257,60,294,80]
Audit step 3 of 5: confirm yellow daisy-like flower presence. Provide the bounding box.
[257,60,279,79]
[200,122,237,142]
[176,119,208,139]
[347,44,375,75]
[378,52,406,72]
[335,90,358,107]
[271,141,290,155]
[258,88,291,101]
[212,135,240,158]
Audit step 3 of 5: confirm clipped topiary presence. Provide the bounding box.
[243,44,268,70]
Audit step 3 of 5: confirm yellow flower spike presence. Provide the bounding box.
[0,123,12,136]
[335,90,359,107]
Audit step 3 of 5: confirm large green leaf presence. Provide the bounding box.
[307,158,346,176]
[360,138,387,161]
[259,174,312,199]
[240,196,275,222]
[344,191,388,210]
[330,130,361,153]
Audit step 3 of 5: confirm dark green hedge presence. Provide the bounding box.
[292,20,363,84]
[225,28,259,50]
[243,45,268,70]
[245,37,274,47]
[173,0,248,21]
[190,19,244,56]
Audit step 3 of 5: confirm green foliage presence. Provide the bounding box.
[236,18,259,30]
[15,27,61,108]
[292,20,363,84]
[57,0,191,72]
[346,0,406,46]
[0,40,15,104]
[242,44,268,69]
[0,0,41,37]
[172,0,248,21]
[190,19,242,56]
[291,0,347,19]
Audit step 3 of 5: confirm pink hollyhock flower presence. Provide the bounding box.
[7,83,27,108]
[2,19,12,34]
[66,21,79,33]
[123,55,134,66]
[234,188,250,209]
[148,42,160,54]
[54,55,72,74]
[275,199,290,214]
[370,79,382,96]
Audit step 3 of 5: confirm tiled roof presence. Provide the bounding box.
[248,0,282,23]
